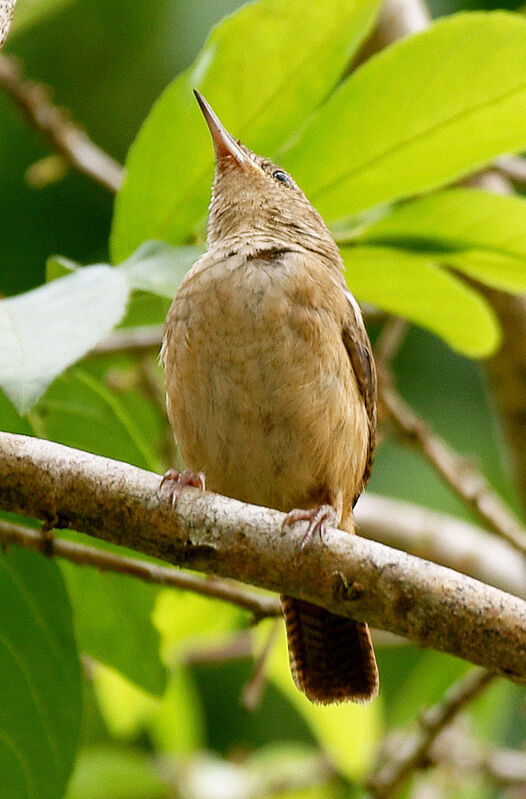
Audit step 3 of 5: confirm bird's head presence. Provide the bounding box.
[194,90,338,260]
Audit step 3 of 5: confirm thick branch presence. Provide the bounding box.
[0,432,525,682]
[0,518,280,619]
[0,0,16,48]
[0,53,122,192]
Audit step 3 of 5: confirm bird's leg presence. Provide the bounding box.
[160,468,206,508]
[282,505,338,554]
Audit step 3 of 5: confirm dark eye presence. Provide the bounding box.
[272,169,292,186]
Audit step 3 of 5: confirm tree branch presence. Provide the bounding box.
[0,53,123,192]
[380,382,526,557]
[0,518,280,619]
[91,325,164,354]
[0,432,525,683]
[0,0,17,49]
[355,494,526,599]
[368,668,496,798]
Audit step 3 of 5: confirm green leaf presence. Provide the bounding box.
[45,255,79,283]
[118,241,203,298]
[65,746,168,799]
[92,661,205,753]
[0,547,81,799]
[0,266,129,414]
[110,0,383,262]
[34,368,162,472]
[342,245,501,357]
[63,564,166,696]
[282,12,526,223]
[10,0,77,36]
[153,588,243,664]
[357,188,526,292]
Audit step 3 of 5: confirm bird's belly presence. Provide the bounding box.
[165,265,368,514]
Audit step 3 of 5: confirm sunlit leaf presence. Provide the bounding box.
[92,662,204,754]
[343,245,501,357]
[110,0,383,261]
[153,587,242,664]
[0,547,81,799]
[283,12,526,222]
[65,746,168,799]
[0,266,129,414]
[357,188,526,292]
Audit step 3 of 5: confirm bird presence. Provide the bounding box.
[161,90,379,704]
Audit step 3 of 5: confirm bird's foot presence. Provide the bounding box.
[282,504,337,555]
[160,468,206,508]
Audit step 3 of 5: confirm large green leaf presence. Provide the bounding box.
[0,547,81,799]
[343,245,501,357]
[34,368,162,473]
[63,564,166,696]
[31,367,166,693]
[10,0,77,36]
[357,188,526,292]
[65,747,168,799]
[110,0,383,262]
[282,12,526,223]
[0,266,129,414]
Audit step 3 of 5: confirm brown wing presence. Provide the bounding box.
[341,291,377,501]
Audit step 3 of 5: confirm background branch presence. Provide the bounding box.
[0,53,122,192]
[0,518,280,619]
[368,668,496,798]
[355,494,526,598]
[380,382,526,556]
[0,431,525,682]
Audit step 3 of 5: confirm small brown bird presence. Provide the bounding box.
[161,90,379,704]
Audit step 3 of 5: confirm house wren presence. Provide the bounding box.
[161,90,379,704]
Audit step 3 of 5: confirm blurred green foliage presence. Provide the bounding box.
[1,1,525,798]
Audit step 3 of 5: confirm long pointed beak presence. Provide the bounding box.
[194,90,247,167]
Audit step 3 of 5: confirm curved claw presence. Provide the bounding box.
[282,504,337,554]
[160,468,206,508]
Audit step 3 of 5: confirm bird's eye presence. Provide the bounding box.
[272,169,292,186]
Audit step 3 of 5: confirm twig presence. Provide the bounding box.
[380,382,526,557]
[0,518,281,619]
[428,719,526,788]
[241,617,280,710]
[0,432,525,682]
[183,630,253,666]
[368,668,496,798]
[92,325,164,354]
[374,317,408,374]
[495,155,526,187]
[0,53,122,192]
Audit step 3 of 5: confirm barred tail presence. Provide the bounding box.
[281,595,379,704]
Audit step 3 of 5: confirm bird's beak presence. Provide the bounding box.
[194,90,247,168]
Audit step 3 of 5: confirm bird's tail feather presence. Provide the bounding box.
[281,595,379,704]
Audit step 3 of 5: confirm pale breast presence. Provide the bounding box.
[162,248,369,517]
